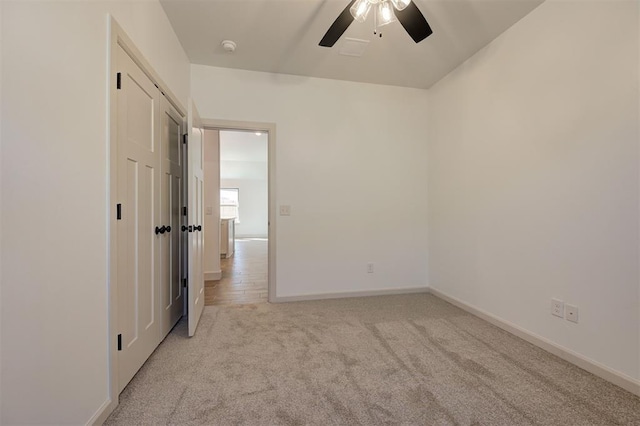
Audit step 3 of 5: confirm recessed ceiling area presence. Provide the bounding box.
[160,0,544,89]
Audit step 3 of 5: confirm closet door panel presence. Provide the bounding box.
[160,95,185,337]
[115,45,161,392]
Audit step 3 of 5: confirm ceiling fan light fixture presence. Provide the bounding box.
[391,0,411,11]
[377,1,397,27]
[350,0,372,23]
[319,0,431,48]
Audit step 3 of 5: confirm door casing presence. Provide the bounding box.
[202,119,277,303]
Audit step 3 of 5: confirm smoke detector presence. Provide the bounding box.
[221,40,237,53]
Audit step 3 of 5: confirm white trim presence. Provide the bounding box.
[202,119,272,132]
[106,16,119,422]
[204,270,222,281]
[86,398,113,426]
[201,119,277,304]
[428,287,640,397]
[272,286,429,303]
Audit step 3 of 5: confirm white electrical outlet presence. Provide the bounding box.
[367,262,374,273]
[551,299,564,318]
[279,205,291,216]
[565,304,579,323]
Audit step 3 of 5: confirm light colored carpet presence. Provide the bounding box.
[105,294,639,425]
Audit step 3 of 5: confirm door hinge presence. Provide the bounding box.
[182,134,188,144]
[116,72,122,90]
[183,206,187,216]
[183,278,187,288]
[116,204,122,220]
[117,334,122,351]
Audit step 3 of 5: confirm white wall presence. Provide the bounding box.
[428,0,639,381]
[220,177,268,238]
[204,129,222,279]
[192,66,429,298]
[1,1,190,423]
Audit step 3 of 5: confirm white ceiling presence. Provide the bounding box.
[160,0,544,89]
[220,130,268,180]
[220,130,268,163]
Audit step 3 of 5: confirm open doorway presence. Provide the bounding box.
[202,125,274,305]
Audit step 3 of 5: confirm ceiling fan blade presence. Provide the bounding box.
[319,0,356,47]
[395,1,433,43]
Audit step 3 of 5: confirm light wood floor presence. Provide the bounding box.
[204,238,268,306]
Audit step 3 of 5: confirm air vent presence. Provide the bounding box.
[339,38,370,57]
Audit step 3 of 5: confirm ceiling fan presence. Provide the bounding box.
[319,0,433,47]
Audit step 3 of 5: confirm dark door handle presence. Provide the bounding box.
[182,225,188,232]
[155,225,166,235]
[195,225,202,231]
[166,226,172,233]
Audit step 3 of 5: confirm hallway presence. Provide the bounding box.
[204,238,268,305]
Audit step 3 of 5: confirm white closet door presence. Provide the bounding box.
[160,95,185,337]
[187,102,205,336]
[116,45,161,392]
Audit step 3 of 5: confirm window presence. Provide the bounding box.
[220,188,239,222]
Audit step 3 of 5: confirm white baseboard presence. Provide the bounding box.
[428,287,640,397]
[204,270,222,281]
[272,286,429,303]
[86,398,115,425]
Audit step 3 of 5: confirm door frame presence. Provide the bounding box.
[202,119,277,303]
[103,16,187,424]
